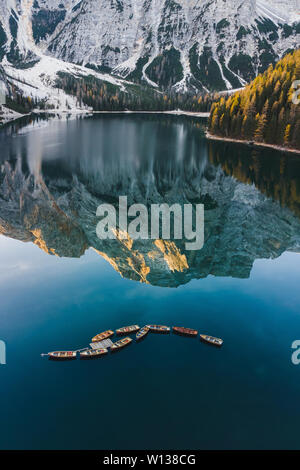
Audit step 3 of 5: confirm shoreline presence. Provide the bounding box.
[91,110,210,118]
[0,108,210,128]
[206,131,300,156]
[2,109,299,157]
[0,106,31,126]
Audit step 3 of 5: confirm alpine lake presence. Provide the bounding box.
[0,113,300,449]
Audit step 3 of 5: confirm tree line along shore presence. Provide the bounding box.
[209,49,300,151]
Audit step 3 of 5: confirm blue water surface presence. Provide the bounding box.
[0,115,300,450]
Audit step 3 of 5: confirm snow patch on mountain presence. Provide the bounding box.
[1,53,133,111]
[0,0,299,95]
[257,0,300,24]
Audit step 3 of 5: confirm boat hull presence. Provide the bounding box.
[147,325,170,334]
[49,352,76,361]
[136,327,150,341]
[200,335,223,347]
[173,327,198,337]
[92,330,114,343]
[80,349,108,359]
[111,337,132,352]
[116,325,140,335]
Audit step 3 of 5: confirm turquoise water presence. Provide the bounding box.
[1,115,300,449]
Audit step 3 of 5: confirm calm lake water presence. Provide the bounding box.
[1,114,300,450]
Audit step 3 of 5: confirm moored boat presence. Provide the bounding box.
[116,325,140,335]
[111,337,132,351]
[173,326,198,337]
[92,330,114,343]
[48,351,76,361]
[200,334,223,347]
[136,326,150,341]
[80,348,108,359]
[147,325,170,333]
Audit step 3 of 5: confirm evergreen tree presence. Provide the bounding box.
[209,49,300,150]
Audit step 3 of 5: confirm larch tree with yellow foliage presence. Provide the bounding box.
[209,49,300,150]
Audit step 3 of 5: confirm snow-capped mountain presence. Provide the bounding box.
[0,0,299,95]
[0,0,151,112]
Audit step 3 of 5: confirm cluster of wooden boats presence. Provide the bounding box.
[45,324,223,360]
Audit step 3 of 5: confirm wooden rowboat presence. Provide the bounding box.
[92,330,114,343]
[147,325,170,333]
[136,326,149,341]
[200,334,223,347]
[49,351,76,361]
[173,326,198,337]
[116,325,140,335]
[80,348,108,359]
[111,337,132,351]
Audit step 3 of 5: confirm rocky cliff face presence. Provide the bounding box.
[0,0,299,92]
[1,115,300,287]
[0,158,88,257]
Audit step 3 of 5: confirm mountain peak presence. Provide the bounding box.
[0,0,299,94]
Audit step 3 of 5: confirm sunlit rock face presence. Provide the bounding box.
[0,159,88,258]
[1,115,300,287]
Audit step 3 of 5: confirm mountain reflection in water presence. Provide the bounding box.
[0,114,300,287]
